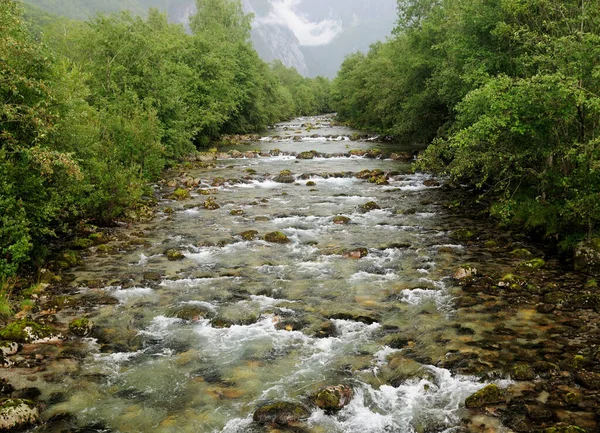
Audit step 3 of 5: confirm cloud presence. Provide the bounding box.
[256,0,342,46]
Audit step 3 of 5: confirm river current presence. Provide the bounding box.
[26,116,570,433]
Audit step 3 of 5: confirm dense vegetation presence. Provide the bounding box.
[0,0,331,282]
[332,0,600,246]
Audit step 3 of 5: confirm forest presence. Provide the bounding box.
[332,0,600,249]
[0,0,331,283]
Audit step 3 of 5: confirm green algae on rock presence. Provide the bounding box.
[332,216,351,225]
[0,320,60,343]
[239,230,259,241]
[165,249,185,261]
[68,318,93,337]
[361,201,380,211]
[203,197,221,210]
[575,238,600,276]
[464,384,505,408]
[511,364,536,380]
[171,188,191,201]
[314,385,353,412]
[264,232,290,244]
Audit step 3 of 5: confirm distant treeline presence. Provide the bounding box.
[332,0,600,247]
[0,0,331,279]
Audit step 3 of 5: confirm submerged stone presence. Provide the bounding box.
[464,384,505,408]
[0,399,39,430]
[518,258,546,270]
[253,401,310,425]
[166,304,215,321]
[314,385,353,412]
[264,232,290,244]
[297,151,317,160]
[575,370,600,389]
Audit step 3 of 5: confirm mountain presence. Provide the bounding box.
[23,0,397,78]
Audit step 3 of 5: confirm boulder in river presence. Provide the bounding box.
[203,197,221,210]
[68,318,94,337]
[239,230,259,241]
[574,238,600,276]
[253,401,310,425]
[0,320,60,344]
[314,385,353,412]
[332,216,351,225]
[166,304,215,321]
[361,201,380,212]
[454,266,477,280]
[464,384,506,408]
[165,249,185,261]
[264,232,290,244]
[0,399,40,430]
[297,151,317,160]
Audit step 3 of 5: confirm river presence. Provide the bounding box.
[21,115,599,433]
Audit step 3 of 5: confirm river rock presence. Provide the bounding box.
[203,197,220,210]
[454,266,477,280]
[315,321,338,338]
[314,385,353,412]
[575,238,600,276]
[239,230,259,241]
[575,370,600,389]
[0,399,40,430]
[166,304,215,321]
[264,232,290,244]
[165,249,185,261]
[344,248,368,259]
[253,401,310,425]
[332,216,351,225]
[464,384,506,408]
[361,201,380,212]
[68,318,94,337]
[0,342,18,357]
[511,364,535,380]
[0,320,61,344]
[297,151,317,160]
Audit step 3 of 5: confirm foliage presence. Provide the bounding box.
[333,0,600,243]
[1,0,331,279]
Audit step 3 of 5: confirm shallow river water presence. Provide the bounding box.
[22,116,599,433]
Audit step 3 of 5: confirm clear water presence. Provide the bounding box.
[31,116,522,433]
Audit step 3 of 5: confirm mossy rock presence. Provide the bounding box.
[297,151,317,160]
[532,361,558,373]
[0,320,59,343]
[314,321,338,338]
[518,258,546,270]
[71,238,94,250]
[171,188,191,201]
[451,229,475,242]
[230,209,244,216]
[239,230,259,241]
[368,175,389,185]
[332,216,351,225]
[511,364,535,380]
[246,168,257,175]
[68,318,93,337]
[567,294,600,309]
[314,385,353,412]
[163,207,175,215]
[203,197,220,210]
[88,233,108,245]
[306,181,317,187]
[0,399,39,430]
[253,401,310,425]
[510,248,533,259]
[464,384,505,408]
[211,177,227,187]
[264,232,290,244]
[57,250,81,269]
[165,249,185,261]
[165,304,215,321]
[361,201,380,212]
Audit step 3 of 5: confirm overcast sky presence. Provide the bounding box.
[255,0,343,46]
